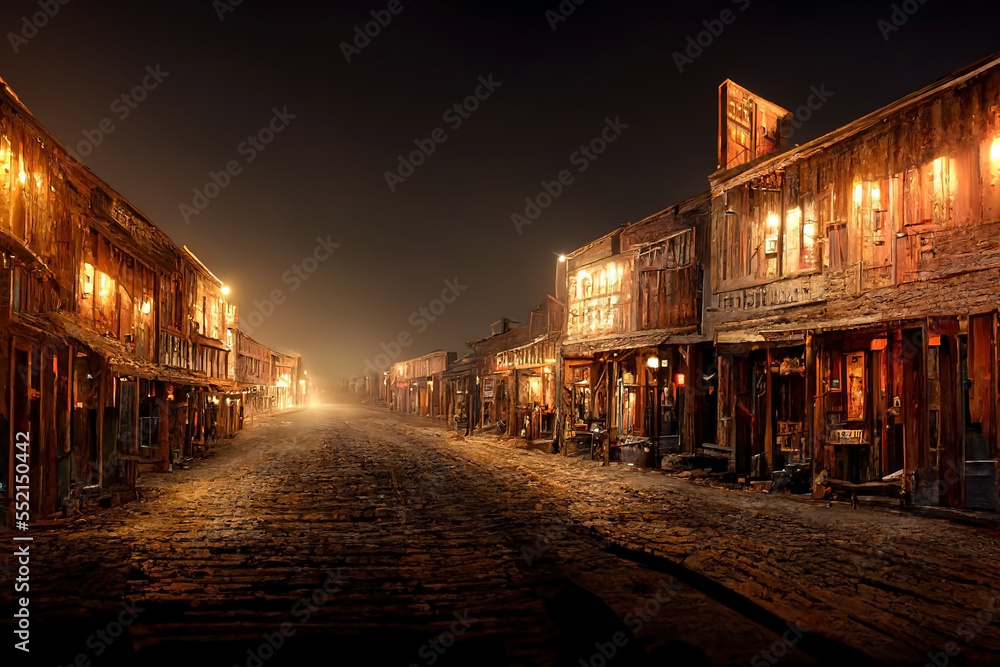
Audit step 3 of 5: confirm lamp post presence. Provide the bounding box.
[553,251,567,452]
[554,252,567,302]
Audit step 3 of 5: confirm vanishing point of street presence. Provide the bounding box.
[7,405,1000,666]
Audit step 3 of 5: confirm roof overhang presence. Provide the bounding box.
[562,328,706,357]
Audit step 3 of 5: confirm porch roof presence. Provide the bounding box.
[562,328,706,357]
[31,311,228,388]
[715,315,927,344]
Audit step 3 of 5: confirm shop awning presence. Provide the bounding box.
[192,333,231,351]
[0,230,51,276]
[562,328,706,357]
[716,315,924,344]
[442,358,476,378]
[36,312,227,388]
[716,330,807,344]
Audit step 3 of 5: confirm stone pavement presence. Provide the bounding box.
[4,405,998,666]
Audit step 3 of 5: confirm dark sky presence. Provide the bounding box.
[1,0,998,389]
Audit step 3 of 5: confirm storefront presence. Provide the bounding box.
[716,315,999,509]
[812,316,998,509]
[442,355,477,435]
[560,331,708,463]
[717,333,812,478]
[494,334,558,441]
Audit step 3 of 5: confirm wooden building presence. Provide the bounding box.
[706,54,1000,509]
[391,350,456,418]
[235,329,274,424]
[0,75,300,524]
[441,353,477,435]
[469,318,531,433]
[558,225,632,457]
[272,349,305,410]
[557,194,712,462]
[493,299,562,441]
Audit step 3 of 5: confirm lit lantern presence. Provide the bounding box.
[646,357,660,369]
[675,373,685,387]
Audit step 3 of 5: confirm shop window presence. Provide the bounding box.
[719,180,782,285]
[11,266,23,312]
[901,155,974,227]
[119,286,132,343]
[826,224,848,271]
[926,157,954,224]
[637,230,698,329]
[782,206,818,274]
[982,133,1000,220]
[853,178,893,272]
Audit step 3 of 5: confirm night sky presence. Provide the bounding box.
[1,0,997,390]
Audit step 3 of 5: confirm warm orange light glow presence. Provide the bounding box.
[991,137,1000,163]
[18,169,26,185]
[932,157,946,184]
[97,272,112,298]
[870,338,888,351]
[871,185,880,203]
[81,263,95,298]
[675,373,685,386]
[786,207,801,227]
[853,183,862,205]
[558,254,566,263]
[646,357,660,369]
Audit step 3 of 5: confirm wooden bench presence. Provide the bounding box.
[825,478,908,508]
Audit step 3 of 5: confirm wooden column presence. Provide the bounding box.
[805,332,816,470]
[606,359,615,466]
[96,360,106,487]
[765,347,774,472]
[653,348,662,444]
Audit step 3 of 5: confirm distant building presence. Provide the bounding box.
[391,350,456,417]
